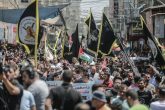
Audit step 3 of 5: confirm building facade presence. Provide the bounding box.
[109,0,135,39]
[141,5,165,44]
[0,0,61,8]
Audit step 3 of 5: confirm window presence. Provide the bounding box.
[114,0,119,17]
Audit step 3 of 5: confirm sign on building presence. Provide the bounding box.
[0,27,4,41]
[21,0,29,3]
[6,23,17,45]
[155,15,164,38]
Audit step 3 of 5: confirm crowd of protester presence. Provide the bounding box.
[0,42,165,110]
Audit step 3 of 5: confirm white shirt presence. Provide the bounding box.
[150,100,165,110]
[20,90,35,110]
[28,80,49,110]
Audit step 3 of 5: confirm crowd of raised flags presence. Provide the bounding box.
[0,0,165,110]
[0,0,161,78]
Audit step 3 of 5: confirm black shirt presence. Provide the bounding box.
[137,90,152,106]
[0,82,8,110]
[3,80,23,110]
[124,80,132,87]
[48,82,82,110]
[86,100,96,110]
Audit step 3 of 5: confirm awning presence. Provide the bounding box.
[41,16,63,25]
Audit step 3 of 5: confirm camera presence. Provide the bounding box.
[0,65,10,75]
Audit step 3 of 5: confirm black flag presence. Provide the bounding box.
[81,34,85,46]
[63,24,80,62]
[140,16,165,68]
[63,32,72,63]
[98,13,116,55]
[71,24,80,58]
[85,11,99,54]
[18,0,43,55]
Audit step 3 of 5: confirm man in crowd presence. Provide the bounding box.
[20,89,36,110]
[126,90,149,110]
[109,76,123,101]
[150,86,165,110]
[137,78,152,106]
[147,65,159,87]
[0,64,23,110]
[111,84,130,110]
[45,70,82,110]
[89,65,100,83]
[124,72,134,87]
[144,73,155,95]
[92,90,111,110]
[74,103,90,110]
[22,66,49,110]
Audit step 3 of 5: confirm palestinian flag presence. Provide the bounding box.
[79,47,93,63]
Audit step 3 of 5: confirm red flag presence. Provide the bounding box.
[101,58,107,69]
[78,46,84,58]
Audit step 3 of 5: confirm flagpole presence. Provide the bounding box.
[116,33,140,76]
[54,31,61,59]
[97,12,104,58]
[44,29,47,59]
[89,8,92,36]
[35,0,39,67]
[62,31,66,58]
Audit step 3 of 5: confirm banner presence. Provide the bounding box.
[46,81,62,89]
[46,81,93,101]
[73,83,92,101]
